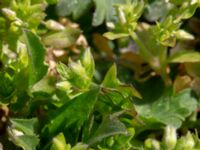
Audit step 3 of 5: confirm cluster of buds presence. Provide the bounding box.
[1,8,23,33]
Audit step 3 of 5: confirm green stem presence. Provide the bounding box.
[129,30,172,86]
[128,29,152,62]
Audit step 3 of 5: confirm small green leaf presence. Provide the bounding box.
[10,118,38,135]
[168,51,200,63]
[81,48,95,78]
[31,76,55,95]
[103,32,129,40]
[8,118,39,150]
[0,72,14,100]
[102,64,141,99]
[179,2,198,20]
[102,64,120,88]
[23,30,48,86]
[42,87,100,138]
[118,85,142,99]
[88,114,127,145]
[10,135,39,150]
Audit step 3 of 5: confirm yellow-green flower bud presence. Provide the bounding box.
[9,23,19,33]
[56,81,71,91]
[184,132,195,149]
[13,19,23,27]
[106,136,114,147]
[145,138,160,150]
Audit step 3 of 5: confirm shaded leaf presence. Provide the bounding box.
[88,114,127,145]
[92,0,124,26]
[135,88,198,128]
[56,0,92,20]
[0,72,14,100]
[144,0,172,22]
[23,30,48,86]
[102,64,141,99]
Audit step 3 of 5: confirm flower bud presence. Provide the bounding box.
[56,81,71,91]
[118,7,126,24]
[9,23,19,33]
[163,125,177,150]
[2,8,16,21]
[106,22,115,29]
[183,132,195,149]
[81,48,95,77]
[151,139,160,150]
[106,136,114,147]
[13,19,23,27]
[145,138,160,150]
[45,20,65,31]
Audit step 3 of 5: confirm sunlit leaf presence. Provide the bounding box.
[8,118,39,150]
[169,51,200,63]
[103,32,129,40]
[23,30,48,86]
[9,134,39,150]
[42,87,100,138]
[10,118,38,135]
[51,133,71,150]
[102,64,120,88]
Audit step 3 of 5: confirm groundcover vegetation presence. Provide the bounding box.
[1,0,200,149]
